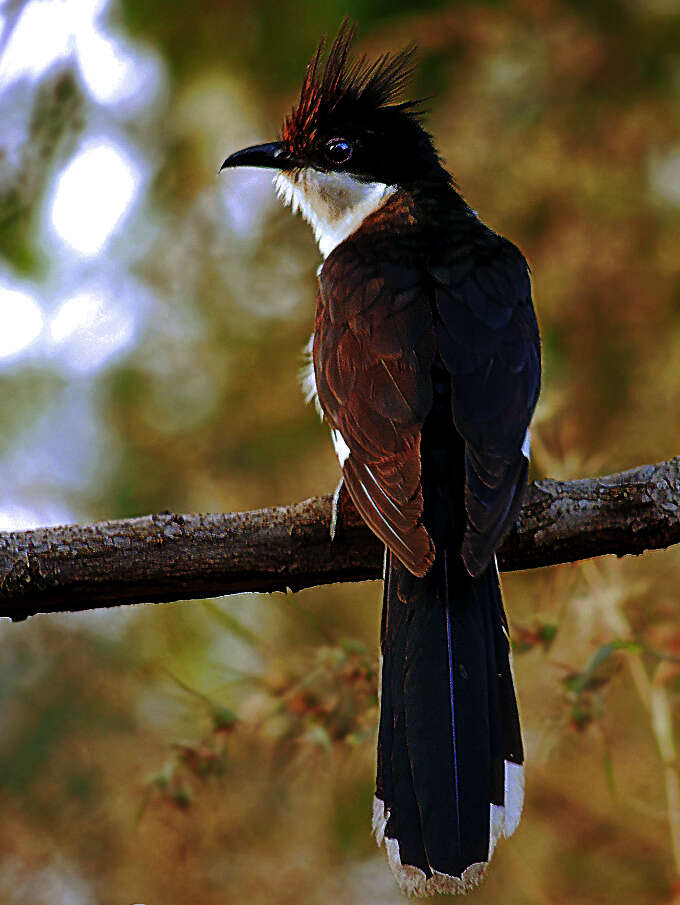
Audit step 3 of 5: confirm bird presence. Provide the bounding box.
[220,21,541,896]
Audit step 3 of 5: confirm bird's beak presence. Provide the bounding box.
[220,141,298,172]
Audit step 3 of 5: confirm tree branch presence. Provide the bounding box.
[1,456,679,621]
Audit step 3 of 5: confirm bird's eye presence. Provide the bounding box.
[324,138,353,165]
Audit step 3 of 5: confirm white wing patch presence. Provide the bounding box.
[331,429,351,467]
[521,428,531,460]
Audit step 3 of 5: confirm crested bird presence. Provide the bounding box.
[221,21,541,896]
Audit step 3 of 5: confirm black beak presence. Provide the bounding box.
[220,141,298,173]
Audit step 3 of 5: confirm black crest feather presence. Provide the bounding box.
[282,19,417,154]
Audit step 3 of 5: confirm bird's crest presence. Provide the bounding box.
[282,20,417,157]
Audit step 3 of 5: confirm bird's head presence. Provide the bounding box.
[221,21,448,256]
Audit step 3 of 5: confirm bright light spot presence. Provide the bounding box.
[78,26,130,102]
[0,0,162,112]
[649,148,680,206]
[0,286,43,359]
[0,500,74,532]
[0,1,70,85]
[49,139,143,256]
[76,23,161,109]
[50,288,136,372]
[0,0,103,87]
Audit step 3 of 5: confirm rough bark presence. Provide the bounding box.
[1,456,679,621]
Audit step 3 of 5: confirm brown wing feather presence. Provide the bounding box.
[314,241,436,576]
[343,452,434,578]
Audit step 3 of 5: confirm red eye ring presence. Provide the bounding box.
[324,138,353,165]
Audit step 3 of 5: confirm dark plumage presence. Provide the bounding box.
[280,21,444,186]
[282,22,418,154]
[221,21,541,896]
[315,197,537,891]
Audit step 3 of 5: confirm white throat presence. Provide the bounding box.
[275,169,396,258]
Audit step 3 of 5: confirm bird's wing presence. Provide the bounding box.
[430,236,541,575]
[315,240,436,577]
[315,232,540,579]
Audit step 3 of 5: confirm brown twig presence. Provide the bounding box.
[1,456,679,621]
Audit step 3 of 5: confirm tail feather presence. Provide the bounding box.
[374,550,523,896]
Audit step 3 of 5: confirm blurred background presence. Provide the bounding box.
[1,0,680,902]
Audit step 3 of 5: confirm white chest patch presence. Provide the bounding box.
[275,168,396,258]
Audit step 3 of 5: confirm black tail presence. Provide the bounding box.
[373,549,523,895]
